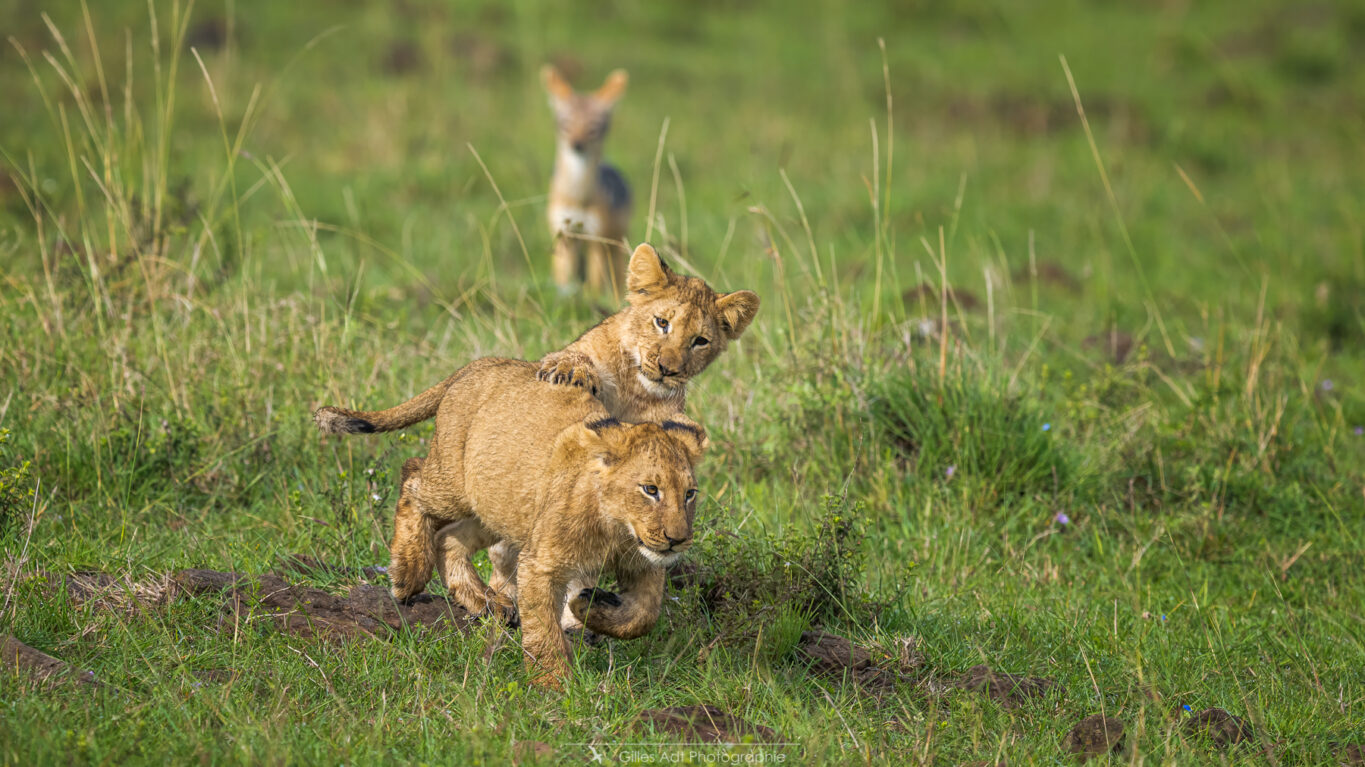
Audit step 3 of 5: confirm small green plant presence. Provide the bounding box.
[0,428,36,542]
[868,361,1087,514]
[679,493,897,647]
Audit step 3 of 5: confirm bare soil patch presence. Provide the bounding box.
[222,575,473,640]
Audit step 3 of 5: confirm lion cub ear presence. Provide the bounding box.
[715,290,760,340]
[661,416,709,463]
[627,243,672,297]
[569,417,624,468]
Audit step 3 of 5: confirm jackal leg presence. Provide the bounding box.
[551,234,579,293]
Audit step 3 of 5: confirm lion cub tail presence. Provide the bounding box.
[313,375,453,435]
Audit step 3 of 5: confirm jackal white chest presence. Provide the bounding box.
[548,202,605,237]
[549,148,608,235]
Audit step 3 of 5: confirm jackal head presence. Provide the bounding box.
[542,65,627,159]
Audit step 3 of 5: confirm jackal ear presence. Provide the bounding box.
[627,243,671,296]
[541,64,574,102]
[715,290,760,340]
[661,416,709,463]
[595,69,628,105]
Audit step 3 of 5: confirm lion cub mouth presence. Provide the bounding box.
[637,545,684,566]
[635,537,689,566]
[635,371,679,397]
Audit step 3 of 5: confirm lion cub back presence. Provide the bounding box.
[430,358,609,540]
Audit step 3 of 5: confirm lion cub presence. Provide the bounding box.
[315,359,705,686]
[538,242,760,423]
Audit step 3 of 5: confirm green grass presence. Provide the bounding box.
[2,0,1363,763]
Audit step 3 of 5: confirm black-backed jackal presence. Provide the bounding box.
[542,65,632,295]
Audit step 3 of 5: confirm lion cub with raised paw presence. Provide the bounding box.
[537,242,760,423]
[314,359,705,687]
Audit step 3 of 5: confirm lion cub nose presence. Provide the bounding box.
[665,535,689,549]
[658,362,678,377]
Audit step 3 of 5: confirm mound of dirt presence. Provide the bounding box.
[512,740,554,765]
[221,575,473,641]
[50,571,174,611]
[2,635,99,686]
[1062,714,1125,760]
[1183,707,1253,748]
[173,568,243,596]
[796,631,917,696]
[1335,742,1365,766]
[637,705,782,744]
[958,665,1061,708]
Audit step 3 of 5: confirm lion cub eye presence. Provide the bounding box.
[654,316,670,332]
[691,336,709,348]
[685,489,697,502]
[642,484,660,498]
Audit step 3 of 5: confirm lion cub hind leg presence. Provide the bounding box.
[435,518,514,622]
[389,458,436,601]
[488,540,521,627]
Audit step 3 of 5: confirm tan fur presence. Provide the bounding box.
[314,358,706,687]
[543,65,632,294]
[537,243,761,423]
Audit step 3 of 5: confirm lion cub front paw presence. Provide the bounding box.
[568,587,622,622]
[536,354,600,396]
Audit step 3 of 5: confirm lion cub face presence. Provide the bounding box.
[577,416,709,566]
[619,244,760,398]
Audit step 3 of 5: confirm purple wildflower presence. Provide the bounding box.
[1355,426,1363,436]
[1321,379,1334,392]
[1054,512,1070,525]
[1042,423,1052,432]
[945,465,956,479]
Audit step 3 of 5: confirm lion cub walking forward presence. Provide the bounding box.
[315,359,705,685]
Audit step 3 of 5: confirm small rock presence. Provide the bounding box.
[1062,714,1125,759]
